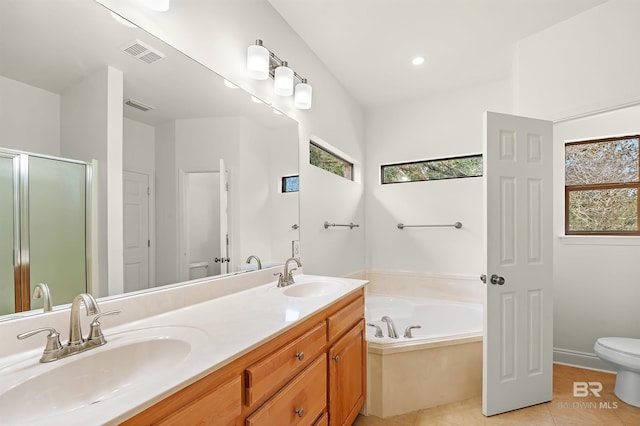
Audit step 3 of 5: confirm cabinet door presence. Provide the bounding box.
[158,375,241,426]
[328,320,366,426]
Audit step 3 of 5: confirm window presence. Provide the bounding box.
[565,135,640,235]
[281,175,299,193]
[381,154,482,184]
[309,142,353,180]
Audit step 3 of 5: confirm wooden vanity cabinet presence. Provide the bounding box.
[121,288,365,426]
[328,320,366,426]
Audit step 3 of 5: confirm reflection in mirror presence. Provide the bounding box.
[0,0,299,319]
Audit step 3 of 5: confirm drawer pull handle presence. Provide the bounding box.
[295,351,304,361]
[332,355,340,362]
[295,408,304,417]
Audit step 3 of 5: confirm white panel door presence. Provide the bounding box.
[483,112,553,416]
[219,158,229,275]
[123,171,149,293]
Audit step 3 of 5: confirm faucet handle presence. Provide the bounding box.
[366,323,384,338]
[404,325,422,339]
[273,272,285,287]
[287,267,298,279]
[88,310,121,344]
[17,327,63,362]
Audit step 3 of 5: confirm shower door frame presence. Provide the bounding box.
[1,149,93,313]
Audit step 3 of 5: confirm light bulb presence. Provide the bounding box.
[247,40,270,80]
[294,79,312,109]
[274,62,294,96]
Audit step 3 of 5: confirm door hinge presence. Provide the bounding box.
[148,239,150,247]
[147,186,150,195]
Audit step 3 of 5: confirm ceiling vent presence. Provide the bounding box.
[121,39,165,64]
[124,98,154,112]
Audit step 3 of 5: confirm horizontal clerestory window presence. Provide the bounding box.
[309,141,353,180]
[381,154,482,184]
[565,135,640,235]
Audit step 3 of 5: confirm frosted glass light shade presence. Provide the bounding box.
[274,63,294,96]
[144,0,170,12]
[247,43,270,80]
[294,81,313,109]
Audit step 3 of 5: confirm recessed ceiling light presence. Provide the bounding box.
[412,56,425,66]
[223,79,238,89]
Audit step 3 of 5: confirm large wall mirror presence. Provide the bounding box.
[0,0,300,318]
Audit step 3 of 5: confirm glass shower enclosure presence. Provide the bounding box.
[0,150,90,315]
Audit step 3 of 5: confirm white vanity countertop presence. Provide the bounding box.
[0,274,367,426]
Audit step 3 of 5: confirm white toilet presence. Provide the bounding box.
[189,261,209,280]
[594,337,640,407]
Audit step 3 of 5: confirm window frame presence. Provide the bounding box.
[281,175,299,193]
[380,154,483,185]
[309,141,354,181]
[564,135,640,236]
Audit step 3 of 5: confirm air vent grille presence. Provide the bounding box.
[121,39,165,64]
[124,99,154,112]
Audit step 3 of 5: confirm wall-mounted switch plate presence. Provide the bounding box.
[292,240,300,257]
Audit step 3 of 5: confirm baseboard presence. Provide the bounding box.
[554,347,614,372]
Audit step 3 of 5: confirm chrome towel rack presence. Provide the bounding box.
[397,222,462,230]
[324,221,360,229]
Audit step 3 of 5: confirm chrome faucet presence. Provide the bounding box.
[17,293,120,363]
[275,257,302,287]
[68,293,99,346]
[381,316,399,339]
[246,255,262,270]
[33,282,53,312]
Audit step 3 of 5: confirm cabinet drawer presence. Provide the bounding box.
[158,375,241,426]
[246,354,327,426]
[313,412,329,426]
[327,296,364,341]
[246,322,326,407]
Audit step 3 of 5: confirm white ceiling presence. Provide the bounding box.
[0,0,294,129]
[267,0,608,109]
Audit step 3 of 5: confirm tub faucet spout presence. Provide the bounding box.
[381,316,399,339]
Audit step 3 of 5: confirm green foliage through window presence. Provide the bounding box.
[381,155,482,184]
[309,142,353,180]
[565,136,640,234]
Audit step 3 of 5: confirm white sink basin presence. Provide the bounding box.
[0,326,207,424]
[283,281,342,298]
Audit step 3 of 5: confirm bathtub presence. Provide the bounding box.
[364,293,483,418]
[365,294,482,343]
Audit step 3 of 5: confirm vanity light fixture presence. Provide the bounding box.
[246,39,313,109]
[247,40,270,80]
[294,79,312,110]
[274,61,294,96]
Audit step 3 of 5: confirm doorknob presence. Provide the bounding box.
[480,274,486,283]
[490,274,505,285]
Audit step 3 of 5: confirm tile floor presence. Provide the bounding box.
[354,364,640,425]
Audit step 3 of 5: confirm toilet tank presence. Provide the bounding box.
[189,261,209,279]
